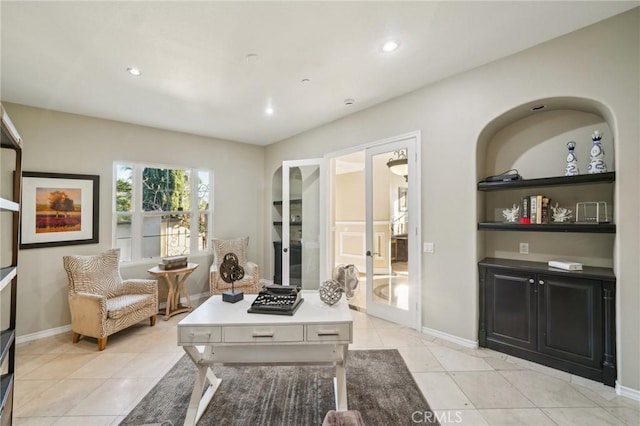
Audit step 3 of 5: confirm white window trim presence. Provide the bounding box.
[113,161,213,263]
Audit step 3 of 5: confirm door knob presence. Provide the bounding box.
[528,278,534,284]
[283,248,288,253]
[539,280,545,285]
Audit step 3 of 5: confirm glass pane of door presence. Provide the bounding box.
[282,159,323,289]
[365,138,417,327]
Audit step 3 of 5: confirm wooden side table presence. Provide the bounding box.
[148,262,198,320]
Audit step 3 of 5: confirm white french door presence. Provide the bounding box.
[281,159,325,289]
[365,136,420,328]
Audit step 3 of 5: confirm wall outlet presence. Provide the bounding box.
[424,242,434,253]
[519,242,529,254]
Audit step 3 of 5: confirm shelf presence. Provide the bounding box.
[478,172,615,191]
[0,330,15,366]
[478,222,616,233]
[273,199,303,206]
[0,267,16,293]
[1,105,22,149]
[479,257,616,281]
[0,198,19,212]
[0,373,14,417]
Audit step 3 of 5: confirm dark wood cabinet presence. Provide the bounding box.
[479,258,616,386]
[273,241,302,286]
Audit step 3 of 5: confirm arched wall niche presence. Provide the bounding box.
[477,96,616,180]
[475,96,616,268]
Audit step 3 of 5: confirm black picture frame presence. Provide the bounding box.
[20,171,99,249]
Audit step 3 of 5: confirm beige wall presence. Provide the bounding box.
[264,9,640,390]
[3,103,265,337]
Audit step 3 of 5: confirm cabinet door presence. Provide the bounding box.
[486,269,537,351]
[538,274,602,368]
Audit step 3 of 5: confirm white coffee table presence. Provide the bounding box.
[177,291,353,425]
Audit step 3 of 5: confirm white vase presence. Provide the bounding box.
[565,141,579,176]
[588,130,607,174]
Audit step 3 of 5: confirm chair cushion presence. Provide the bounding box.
[212,237,249,267]
[106,294,154,320]
[63,249,123,298]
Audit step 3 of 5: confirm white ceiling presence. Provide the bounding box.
[1,1,637,146]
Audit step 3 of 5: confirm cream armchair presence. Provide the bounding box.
[210,236,260,295]
[63,248,158,351]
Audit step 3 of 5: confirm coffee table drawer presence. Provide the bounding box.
[223,325,303,343]
[179,326,222,344]
[306,323,352,342]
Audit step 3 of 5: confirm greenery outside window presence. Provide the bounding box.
[113,163,212,262]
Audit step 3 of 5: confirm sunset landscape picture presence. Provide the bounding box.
[35,187,82,233]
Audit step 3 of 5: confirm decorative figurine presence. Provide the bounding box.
[220,252,245,303]
[551,202,573,223]
[502,204,520,223]
[588,130,607,174]
[565,141,579,176]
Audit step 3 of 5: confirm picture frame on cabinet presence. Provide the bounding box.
[20,171,99,249]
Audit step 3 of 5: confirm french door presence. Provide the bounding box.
[281,159,325,289]
[365,136,420,328]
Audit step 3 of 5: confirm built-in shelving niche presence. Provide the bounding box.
[476,97,616,269]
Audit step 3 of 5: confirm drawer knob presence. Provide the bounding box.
[528,278,534,284]
[539,280,545,285]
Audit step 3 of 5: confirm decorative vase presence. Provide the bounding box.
[587,130,607,174]
[565,141,579,176]
[319,279,344,305]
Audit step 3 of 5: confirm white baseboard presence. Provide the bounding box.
[616,381,640,401]
[16,324,72,344]
[16,292,210,345]
[421,326,478,349]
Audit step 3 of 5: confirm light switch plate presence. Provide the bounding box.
[424,242,434,253]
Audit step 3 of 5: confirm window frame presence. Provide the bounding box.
[112,161,213,263]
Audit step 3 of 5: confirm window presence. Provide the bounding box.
[113,163,212,262]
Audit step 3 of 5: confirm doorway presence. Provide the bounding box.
[328,133,420,328]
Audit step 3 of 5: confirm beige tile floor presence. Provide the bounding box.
[12,305,640,425]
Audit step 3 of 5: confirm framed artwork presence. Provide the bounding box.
[398,187,408,212]
[20,171,99,249]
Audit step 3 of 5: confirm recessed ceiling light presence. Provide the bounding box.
[126,67,142,76]
[265,107,274,115]
[246,54,259,64]
[301,78,311,84]
[381,40,400,53]
[344,98,355,106]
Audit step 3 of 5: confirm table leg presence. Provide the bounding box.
[334,344,348,410]
[184,346,221,426]
[162,276,175,320]
[175,271,194,309]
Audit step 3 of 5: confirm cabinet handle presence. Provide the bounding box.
[528,278,534,284]
[189,331,211,337]
[252,332,275,338]
[317,330,340,336]
[539,280,545,285]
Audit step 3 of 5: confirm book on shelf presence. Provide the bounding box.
[541,196,550,224]
[530,196,538,224]
[520,196,530,224]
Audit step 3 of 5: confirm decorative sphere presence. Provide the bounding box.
[319,280,344,305]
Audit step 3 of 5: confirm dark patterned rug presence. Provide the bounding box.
[120,349,438,426]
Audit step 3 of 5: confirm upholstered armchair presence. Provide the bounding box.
[210,237,260,295]
[63,248,158,351]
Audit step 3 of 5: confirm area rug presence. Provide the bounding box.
[120,349,438,425]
